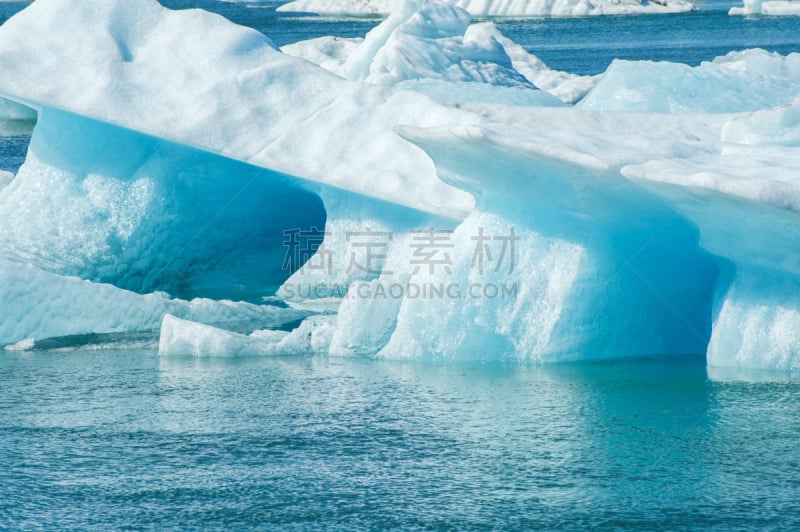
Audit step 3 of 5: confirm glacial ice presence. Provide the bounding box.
[0,170,12,190]
[729,0,800,15]
[158,314,335,357]
[277,0,695,17]
[0,107,327,300]
[0,260,308,347]
[721,96,800,146]
[0,97,35,121]
[0,0,475,218]
[290,1,532,87]
[0,0,799,371]
[469,23,598,104]
[578,49,800,113]
[282,9,591,105]
[280,3,569,106]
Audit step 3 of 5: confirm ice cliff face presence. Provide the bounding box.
[0,0,799,371]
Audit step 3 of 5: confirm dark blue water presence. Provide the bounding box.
[2,1,800,529]
[1,351,799,529]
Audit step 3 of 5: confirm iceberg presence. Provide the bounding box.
[1,0,799,370]
[0,107,327,300]
[729,0,800,15]
[281,6,593,104]
[289,1,533,88]
[327,126,719,361]
[467,23,598,104]
[277,0,695,17]
[578,49,800,114]
[0,0,475,218]
[280,2,576,106]
[0,260,308,347]
[158,314,335,357]
[721,96,800,146]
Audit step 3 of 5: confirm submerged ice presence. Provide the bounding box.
[1,0,799,371]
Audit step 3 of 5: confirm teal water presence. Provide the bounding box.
[2,351,800,529]
[2,1,800,529]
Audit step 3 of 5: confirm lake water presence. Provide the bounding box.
[2,352,800,529]
[1,1,800,529]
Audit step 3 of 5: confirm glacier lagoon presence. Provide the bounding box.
[1,0,800,528]
[3,352,800,529]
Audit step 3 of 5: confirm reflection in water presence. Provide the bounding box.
[1,350,799,527]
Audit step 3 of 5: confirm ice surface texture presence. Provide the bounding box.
[280,7,594,104]
[0,0,475,218]
[0,108,326,300]
[0,260,307,346]
[579,50,800,114]
[0,0,799,370]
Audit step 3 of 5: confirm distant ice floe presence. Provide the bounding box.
[0,0,799,372]
[281,5,597,104]
[729,0,800,15]
[578,49,800,113]
[277,0,695,17]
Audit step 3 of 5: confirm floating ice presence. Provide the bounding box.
[579,49,800,113]
[0,260,308,346]
[0,108,327,300]
[721,96,800,146]
[3,338,34,352]
[0,0,475,218]
[158,314,335,357]
[466,23,598,104]
[281,2,568,106]
[729,0,800,15]
[277,0,694,17]
[347,126,721,361]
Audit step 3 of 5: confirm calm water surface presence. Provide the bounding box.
[1,352,799,529]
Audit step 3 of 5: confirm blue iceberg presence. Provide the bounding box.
[0,0,799,372]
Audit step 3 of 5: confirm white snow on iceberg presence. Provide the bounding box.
[0,170,12,190]
[0,0,476,218]
[281,5,594,104]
